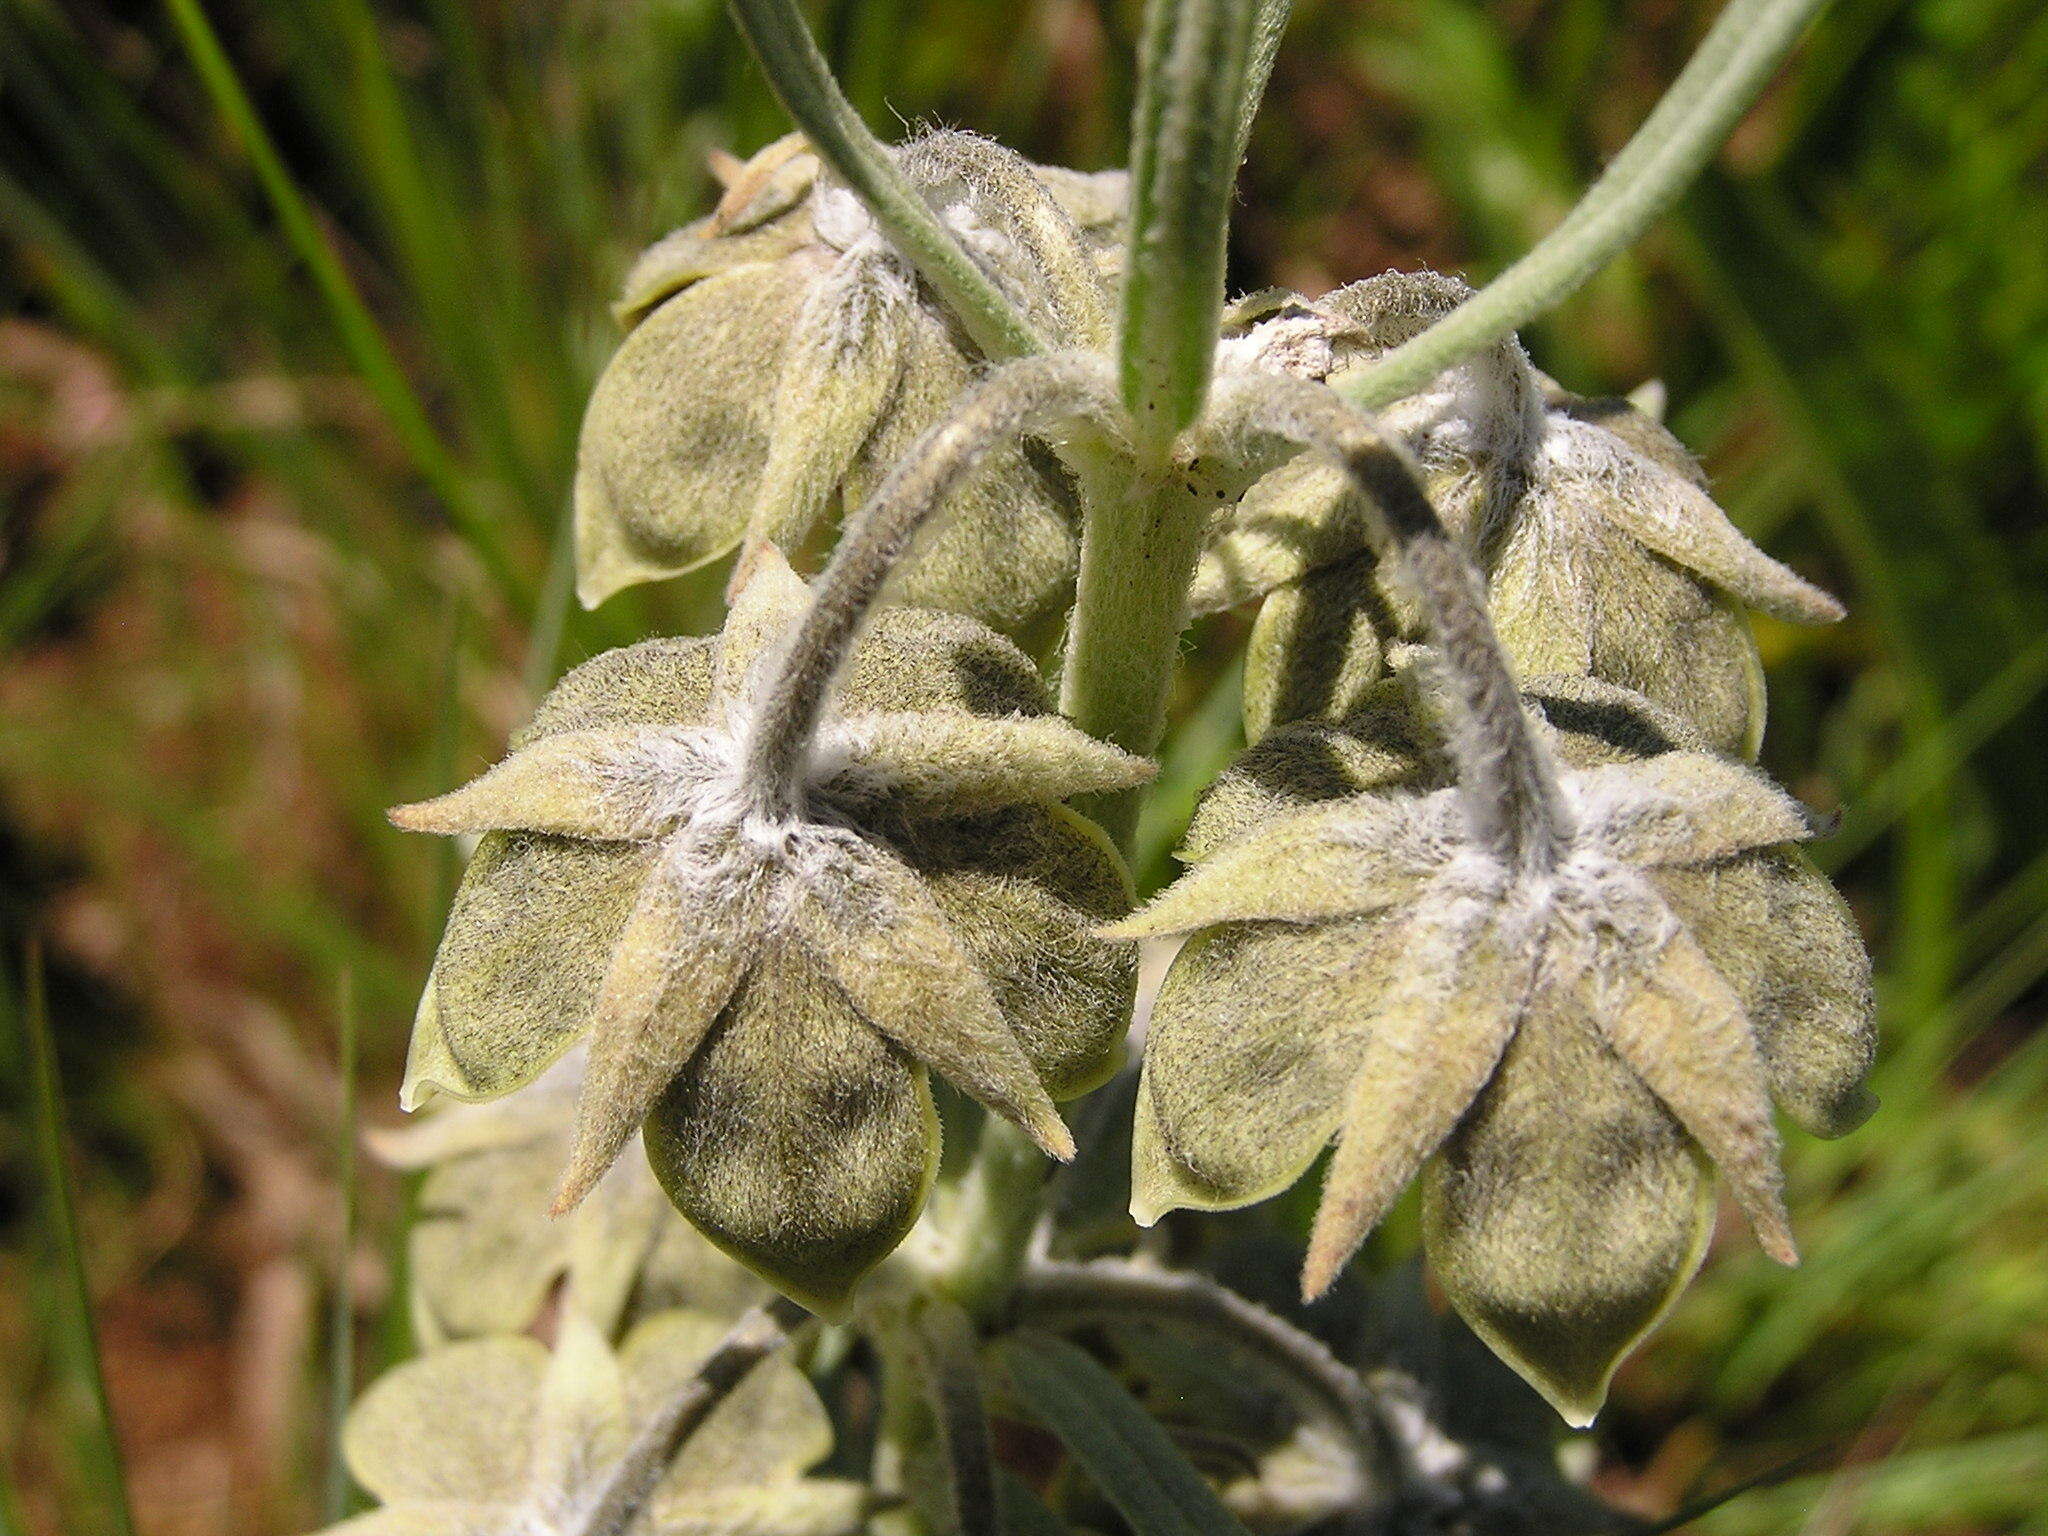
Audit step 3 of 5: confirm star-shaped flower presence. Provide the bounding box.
[366,1048,762,1345]
[323,1309,867,1536]
[1111,676,1874,1423]
[575,131,1118,642]
[392,551,1148,1311]
[1191,273,1842,754]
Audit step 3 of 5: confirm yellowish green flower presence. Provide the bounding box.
[322,1310,867,1536]
[392,550,1146,1312]
[1114,676,1874,1424]
[574,132,1118,642]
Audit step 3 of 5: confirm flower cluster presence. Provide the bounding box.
[392,549,1146,1311]
[1119,677,1874,1422]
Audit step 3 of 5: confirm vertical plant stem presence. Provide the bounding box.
[1058,470,1210,848]
[936,1116,1053,1321]
[727,0,1041,361]
[1340,0,1831,411]
[323,972,360,1524]
[1118,0,1262,456]
[16,942,138,1536]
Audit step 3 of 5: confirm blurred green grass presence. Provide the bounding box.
[2,0,2045,1532]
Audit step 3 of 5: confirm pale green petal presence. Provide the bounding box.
[1591,929,1796,1264]
[623,1313,835,1489]
[1138,920,1387,1215]
[643,944,938,1315]
[796,843,1070,1158]
[745,253,908,551]
[390,727,705,841]
[520,637,716,743]
[341,1337,546,1503]
[575,261,813,607]
[408,1139,576,1338]
[1655,851,1877,1139]
[1111,796,1442,939]
[407,833,654,1105]
[316,1506,500,1536]
[903,803,1134,1098]
[1191,452,1363,615]
[716,544,815,704]
[1423,995,1713,1427]
[1574,752,1812,867]
[559,850,763,1213]
[1241,552,1392,741]
[1486,490,1595,679]
[527,1311,632,1501]
[835,712,1153,810]
[644,1483,871,1536]
[835,605,1050,718]
[1179,690,1431,860]
[1565,420,1844,625]
[1302,913,1533,1298]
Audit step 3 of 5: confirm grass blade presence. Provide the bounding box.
[323,970,361,1523]
[15,942,138,1536]
[996,1332,1253,1536]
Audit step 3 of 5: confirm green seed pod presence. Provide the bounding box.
[366,1047,762,1345]
[1113,676,1875,1425]
[574,132,1116,641]
[391,550,1146,1314]
[1196,272,1842,755]
[326,1308,868,1536]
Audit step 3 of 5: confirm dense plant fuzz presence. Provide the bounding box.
[343,0,1874,1532]
[1117,675,1874,1422]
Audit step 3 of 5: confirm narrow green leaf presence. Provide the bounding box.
[995,1471,1073,1536]
[14,942,138,1536]
[995,1332,1253,1536]
[916,1299,1002,1536]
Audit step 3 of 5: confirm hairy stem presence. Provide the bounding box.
[574,1295,811,1536]
[1340,0,1830,411]
[933,1116,1054,1321]
[1212,377,1565,870]
[1119,0,1264,457]
[1058,467,1211,847]
[728,0,1042,362]
[742,354,1119,816]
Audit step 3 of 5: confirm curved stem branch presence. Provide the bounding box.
[575,1295,811,1536]
[742,353,1121,816]
[727,0,1042,362]
[1339,0,1829,411]
[1211,377,1565,871]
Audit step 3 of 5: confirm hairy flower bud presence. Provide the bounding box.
[391,551,1147,1312]
[1195,273,1843,754]
[1112,676,1875,1424]
[367,1047,761,1344]
[574,132,1119,641]
[326,1308,866,1536]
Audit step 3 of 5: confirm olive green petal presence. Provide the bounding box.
[1654,852,1877,1138]
[1486,497,1595,679]
[575,260,813,607]
[391,727,698,841]
[623,1312,834,1488]
[1139,919,1387,1215]
[1576,752,1812,867]
[643,946,939,1316]
[840,711,1153,810]
[716,542,816,702]
[1191,451,1364,616]
[1242,552,1392,741]
[408,832,654,1105]
[1522,674,1706,767]
[341,1336,547,1503]
[849,309,1080,640]
[409,1140,580,1338]
[837,605,1051,718]
[901,803,1135,1098]
[746,256,908,551]
[519,636,716,743]
[646,1485,872,1536]
[1110,796,1441,940]
[1180,689,1430,860]
[1423,998,1713,1427]
[613,208,815,326]
[796,844,1070,1159]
